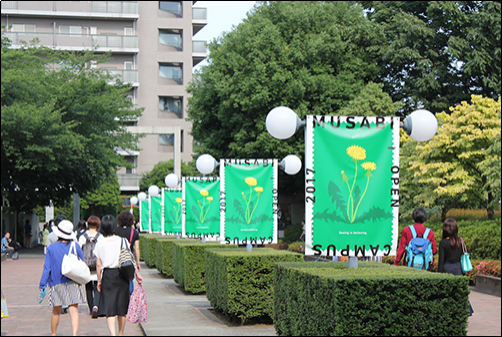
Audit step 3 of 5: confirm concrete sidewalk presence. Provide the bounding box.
[1,244,500,336]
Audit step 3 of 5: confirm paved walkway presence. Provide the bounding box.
[1,245,500,336]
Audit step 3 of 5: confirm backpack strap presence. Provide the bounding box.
[423,228,431,241]
[83,232,90,243]
[408,225,417,238]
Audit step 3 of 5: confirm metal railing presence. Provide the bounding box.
[192,7,207,21]
[1,1,138,15]
[192,40,207,54]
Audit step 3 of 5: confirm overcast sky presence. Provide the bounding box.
[192,1,257,72]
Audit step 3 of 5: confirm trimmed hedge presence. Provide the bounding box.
[156,237,200,277]
[139,234,162,266]
[205,248,303,323]
[274,262,470,336]
[173,241,237,293]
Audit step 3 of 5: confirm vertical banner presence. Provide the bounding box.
[305,116,400,257]
[140,200,149,232]
[150,196,162,233]
[220,159,278,245]
[163,189,182,235]
[182,177,220,239]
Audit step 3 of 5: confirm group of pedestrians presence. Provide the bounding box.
[38,211,142,336]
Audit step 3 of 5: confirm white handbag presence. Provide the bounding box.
[62,241,91,285]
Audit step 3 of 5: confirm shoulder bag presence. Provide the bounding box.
[119,237,136,280]
[62,241,91,285]
[460,239,473,273]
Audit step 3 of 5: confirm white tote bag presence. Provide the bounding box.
[61,242,91,285]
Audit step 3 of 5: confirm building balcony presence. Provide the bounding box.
[3,32,139,53]
[1,1,139,19]
[192,40,207,66]
[192,7,207,35]
[118,173,140,192]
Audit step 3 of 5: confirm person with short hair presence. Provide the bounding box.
[1,232,16,259]
[116,210,141,295]
[94,215,143,336]
[394,207,437,267]
[39,220,86,336]
[25,219,32,249]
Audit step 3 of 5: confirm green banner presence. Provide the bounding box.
[220,159,278,244]
[183,177,220,238]
[150,196,162,233]
[140,200,149,232]
[305,116,400,257]
[163,189,182,235]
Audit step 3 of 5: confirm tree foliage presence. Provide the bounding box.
[361,1,501,115]
[1,38,143,214]
[80,174,123,219]
[402,95,501,219]
[139,160,199,192]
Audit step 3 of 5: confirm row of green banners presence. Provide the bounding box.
[139,159,278,245]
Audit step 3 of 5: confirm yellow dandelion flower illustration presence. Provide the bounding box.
[207,197,213,202]
[346,145,366,161]
[254,187,264,193]
[242,192,247,200]
[200,190,209,197]
[361,162,376,171]
[245,177,257,187]
[175,198,182,204]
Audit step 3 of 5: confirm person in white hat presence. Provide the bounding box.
[39,220,86,336]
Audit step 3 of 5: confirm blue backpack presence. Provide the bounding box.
[406,225,433,270]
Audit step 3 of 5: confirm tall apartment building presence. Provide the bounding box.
[1,1,207,195]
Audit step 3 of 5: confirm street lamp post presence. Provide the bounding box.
[266,107,438,268]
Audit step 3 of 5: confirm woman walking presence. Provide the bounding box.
[42,223,49,255]
[94,215,143,336]
[39,220,86,336]
[438,218,474,315]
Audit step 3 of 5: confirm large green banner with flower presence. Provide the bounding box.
[150,196,162,233]
[305,116,400,257]
[182,177,220,239]
[163,189,182,235]
[220,159,278,245]
[140,200,149,232]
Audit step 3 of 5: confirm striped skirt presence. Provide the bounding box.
[48,281,86,307]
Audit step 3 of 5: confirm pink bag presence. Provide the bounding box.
[126,284,147,323]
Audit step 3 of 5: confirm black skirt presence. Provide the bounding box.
[98,268,130,317]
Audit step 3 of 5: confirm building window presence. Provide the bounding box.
[159,96,182,118]
[159,1,182,17]
[159,63,182,84]
[159,29,182,50]
[159,134,175,146]
[180,130,184,153]
[11,24,36,33]
[125,156,136,174]
[59,25,82,36]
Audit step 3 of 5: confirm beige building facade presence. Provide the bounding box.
[1,1,207,193]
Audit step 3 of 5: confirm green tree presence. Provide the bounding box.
[80,174,122,219]
[360,1,501,115]
[403,95,501,220]
[187,1,389,195]
[1,39,143,214]
[139,160,199,191]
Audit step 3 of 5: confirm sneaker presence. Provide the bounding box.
[92,307,98,319]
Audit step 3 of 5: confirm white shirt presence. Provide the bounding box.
[93,235,124,269]
[46,232,58,247]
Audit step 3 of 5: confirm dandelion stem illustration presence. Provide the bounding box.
[243,177,262,224]
[352,162,377,222]
[197,190,211,223]
[344,145,367,223]
[174,198,182,224]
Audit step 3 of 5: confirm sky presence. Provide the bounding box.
[192,1,258,72]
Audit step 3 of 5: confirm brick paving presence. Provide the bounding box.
[1,245,500,336]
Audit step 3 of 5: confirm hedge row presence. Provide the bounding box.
[156,238,200,277]
[274,262,470,336]
[205,248,303,323]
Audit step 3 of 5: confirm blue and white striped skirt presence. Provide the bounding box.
[48,281,86,307]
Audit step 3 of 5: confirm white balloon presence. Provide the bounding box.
[138,192,147,202]
[196,154,218,175]
[266,106,299,140]
[165,173,180,188]
[130,196,138,206]
[148,185,160,196]
[280,154,302,175]
[408,109,438,142]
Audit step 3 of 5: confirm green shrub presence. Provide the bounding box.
[287,241,305,254]
[274,262,470,336]
[283,223,303,244]
[139,234,161,265]
[205,248,303,323]
[155,237,200,277]
[173,241,237,293]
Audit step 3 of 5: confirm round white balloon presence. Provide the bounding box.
[130,196,138,206]
[196,154,217,175]
[138,192,147,202]
[148,185,160,196]
[165,173,180,188]
[266,106,298,140]
[281,154,302,175]
[408,109,438,142]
